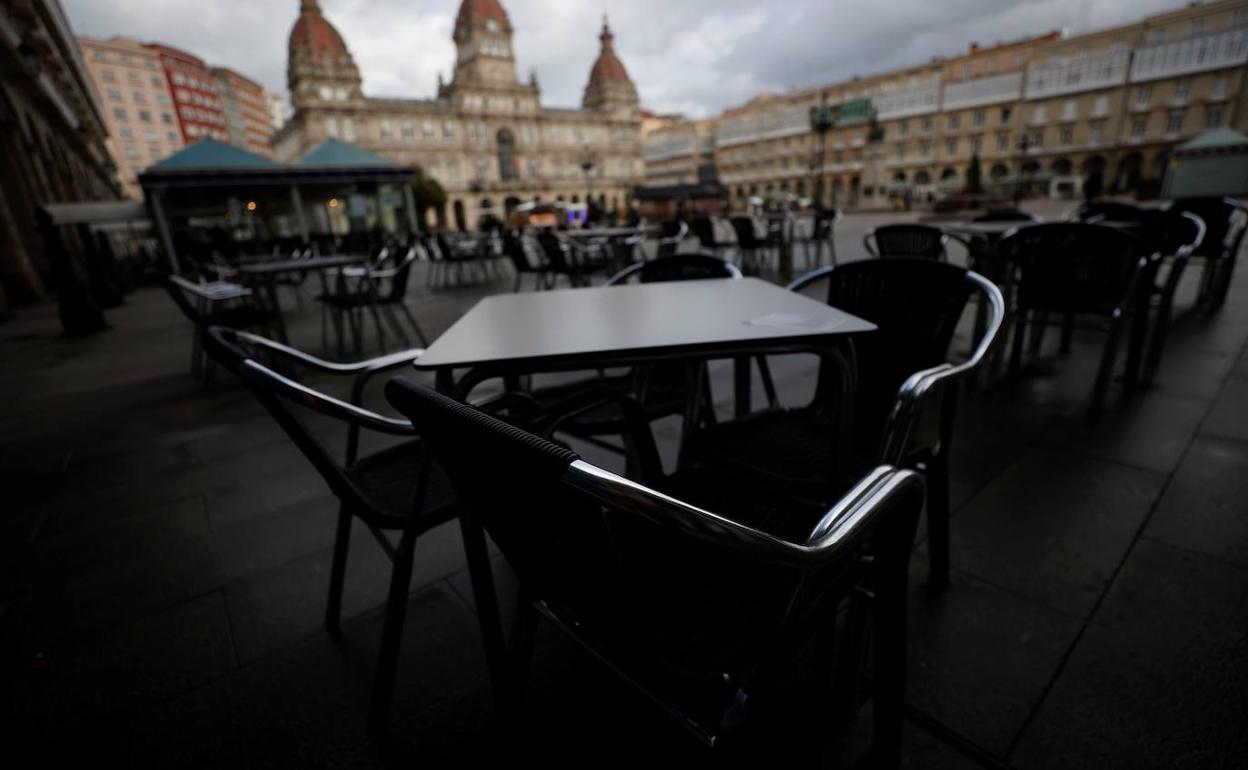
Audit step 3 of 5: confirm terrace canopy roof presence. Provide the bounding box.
[137,138,419,273]
[139,138,415,191]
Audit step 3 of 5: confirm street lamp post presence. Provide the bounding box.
[580,145,598,224]
[1015,132,1032,204]
[808,103,837,207]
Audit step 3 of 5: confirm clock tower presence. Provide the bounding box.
[449,0,519,88]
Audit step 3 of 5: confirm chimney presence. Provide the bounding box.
[970,42,980,54]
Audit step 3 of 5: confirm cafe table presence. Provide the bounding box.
[414,277,876,434]
[237,255,366,342]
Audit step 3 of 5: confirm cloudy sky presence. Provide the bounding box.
[64,0,1188,117]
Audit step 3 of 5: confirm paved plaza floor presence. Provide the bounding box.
[3,207,1247,767]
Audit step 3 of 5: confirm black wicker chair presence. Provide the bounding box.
[1169,196,1248,310]
[502,229,547,292]
[385,378,926,763]
[1135,210,1206,383]
[318,245,425,357]
[1065,200,1147,224]
[678,259,1004,588]
[536,229,608,288]
[730,216,771,275]
[690,216,730,259]
[162,275,278,382]
[864,224,950,261]
[972,209,1039,223]
[655,218,689,258]
[998,223,1152,414]
[200,326,536,738]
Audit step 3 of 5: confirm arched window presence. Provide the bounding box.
[496,128,517,181]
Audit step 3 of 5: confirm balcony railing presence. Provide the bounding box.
[1130,28,1248,82]
[1025,51,1129,100]
[942,72,1024,111]
[872,84,941,120]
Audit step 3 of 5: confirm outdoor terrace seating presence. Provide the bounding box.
[6,197,1248,769]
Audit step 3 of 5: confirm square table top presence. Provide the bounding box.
[414,277,876,373]
[237,255,365,276]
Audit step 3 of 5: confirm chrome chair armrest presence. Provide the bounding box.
[863,230,879,257]
[234,331,423,379]
[879,270,1006,464]
[787,265,837,292]
[539,390,665,485]
[564,461,924,567]
[239,360,417,438]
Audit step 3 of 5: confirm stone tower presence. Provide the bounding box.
[582,16,639,118]
[287,0,363,113]
[450,0,519,88]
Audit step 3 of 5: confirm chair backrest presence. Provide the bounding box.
[795,259,976,462]
[383,377,925,743]
[1170,196,1248,260]
[162,275,206,326]
[690,216,717,249]
[536,229,573,273]
[867,224,947,260]
[382,246,419,303]
[502,230,535,274]
[814,209,839,239]
[658,219,687,243]
[1131,207,1206,260]
[972,209,1038,223]
[998,223,1149,316]
[730,216,762,248]
[656,219,688,258]
[1067,201,1145,224]
[607,253,742,285]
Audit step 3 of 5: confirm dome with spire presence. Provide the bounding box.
[587,17,632,87]
[583,16,638,113]
[455,0,512,34]
[289,0,349,61]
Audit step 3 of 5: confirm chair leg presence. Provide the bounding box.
[831,583,872,722]
[325,506,353,635]
[507,588,538,719]
[870,541,909,770]
[1060,312,1076,353]
[1214,254,1237,308]
[925,454,951,591]
[367,527,419,739]
[1009,309,1028,377]
[333,306,346,359]
[368,302,389,353]
[1144,295,1176,386]
[1028,311,1047,356]
[460,515,511,722]
[349,307,364,358]
[1090,313,1126,418]
[398,303,429,346]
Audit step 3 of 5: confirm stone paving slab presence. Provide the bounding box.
[3,211,1248,767]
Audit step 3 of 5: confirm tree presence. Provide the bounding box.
[410,169,447,230]
[965,153,984,195]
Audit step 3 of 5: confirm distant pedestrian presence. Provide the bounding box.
[1083,169,1103,202]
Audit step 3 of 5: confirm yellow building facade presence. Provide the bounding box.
[648,0,1248,209]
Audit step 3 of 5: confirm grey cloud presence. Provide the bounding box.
[63,0,1190,118]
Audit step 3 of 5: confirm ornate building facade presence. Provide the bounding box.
[273,0,644,230]
[1,0,118,316]
[654,0,1248,211]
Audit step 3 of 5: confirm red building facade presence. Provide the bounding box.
[145,44,228,144]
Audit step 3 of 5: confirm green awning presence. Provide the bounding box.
[148,138,280,171]
[296,138,398,167]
